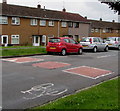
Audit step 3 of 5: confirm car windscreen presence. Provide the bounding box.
[80,38,90,42]
[49,38,61,43]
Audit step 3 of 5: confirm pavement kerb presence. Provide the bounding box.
[0,53,47,59]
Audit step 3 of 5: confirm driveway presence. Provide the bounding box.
[1,50,119,109]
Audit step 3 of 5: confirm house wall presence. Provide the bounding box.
[68,23,90,41]
[90,29,120,38]
[1,17,69,46]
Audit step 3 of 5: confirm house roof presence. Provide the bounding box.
[88,19,120,30]
[0,3,88,23]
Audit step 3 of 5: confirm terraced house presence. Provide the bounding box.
[89,18,120,38]
[0,1,90,46]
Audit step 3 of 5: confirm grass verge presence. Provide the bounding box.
[28,77,119,110]
[1,47,46,56]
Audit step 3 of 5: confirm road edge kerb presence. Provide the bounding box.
[30,76,119,109]
[0,53,47,59]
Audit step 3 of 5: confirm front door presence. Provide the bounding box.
[1,35,8,45]
[33,36,40,46]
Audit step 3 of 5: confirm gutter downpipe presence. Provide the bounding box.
[58,20,60,37]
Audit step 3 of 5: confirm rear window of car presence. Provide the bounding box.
[106,37,116,41]
[81,37,90,42]
[49,38,61,43]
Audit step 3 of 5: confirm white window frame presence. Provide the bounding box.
[30,19,37,26]
[11,35,20,44]
[1,35,8,44]
[91,29,94,32]
[103,29,106,33]
[12,17,20,25]
[61,21,67,27]
[0,16,8,24]
[95,29,98,32]
[40,20,46,26]
[48,21,54,26]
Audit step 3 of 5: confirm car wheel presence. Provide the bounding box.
[93,47,97,53]
[118,45,120,50]
[78,48,82,55]
[61,49,66,56]
[104,46,109,52]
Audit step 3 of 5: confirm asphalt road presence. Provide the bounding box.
[1,50,119,110]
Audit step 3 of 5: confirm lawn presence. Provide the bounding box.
[29,77,119,110]
[1,47,46,56]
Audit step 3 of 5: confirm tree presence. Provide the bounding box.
[99,0,120,15]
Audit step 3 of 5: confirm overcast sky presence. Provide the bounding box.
[0,0,119,22]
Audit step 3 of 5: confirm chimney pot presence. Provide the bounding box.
[85,16,87,19]
[63,8,66,12]
[37,4,41,9]
[3,0,7,4]
[112,20,115,22]
[100,18,102,21]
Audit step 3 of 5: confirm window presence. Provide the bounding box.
[70,39,77,44]
[103,29,106,33]
[68,22,73,28]
[64,39,70,43]
[116,30,119,33]
[74,22,79,28]
[93,38,99,42]
[49,38,60,43]
[91,29,94,32]
[40,20,46,26]
[42,35,46,43]
[30,19,37,25]
[12,17,20,25]
[0,16,8,24]
[95,29,98,32]
[61,22,67,27]
[49,21,54,26]
[11,35,19,44]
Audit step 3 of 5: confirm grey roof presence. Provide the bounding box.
[88,19,120,30]
[0,3,89,23]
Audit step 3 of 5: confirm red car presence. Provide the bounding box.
[46,37,83,56]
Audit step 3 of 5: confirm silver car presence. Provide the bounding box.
[80,37,109,52]
[105,37,120,50]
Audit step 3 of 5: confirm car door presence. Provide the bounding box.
[63,39,72,52]
[69,39,78,52]
[97,37,106,50]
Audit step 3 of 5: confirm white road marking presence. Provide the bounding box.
[2,58,44,63]
[97,54,117,58]
[21,83,68,100]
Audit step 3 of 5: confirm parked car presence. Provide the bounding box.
[80,37,109,52]
[46,37,83,56]
[105,37,120,50]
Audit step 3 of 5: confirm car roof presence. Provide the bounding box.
[107,37,120,38]
[50,37,71,39]
[82,37,100,38]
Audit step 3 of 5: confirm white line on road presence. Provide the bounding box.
[97,54,117,58]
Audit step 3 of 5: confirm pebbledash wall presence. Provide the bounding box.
[0,2,90,46]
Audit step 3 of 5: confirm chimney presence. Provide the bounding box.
[63,8,66,12]
[112,20,115,23]
[3,0,7,4]
[85,16,87,19]
[100,18,102,21]
[37,4,41,9]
